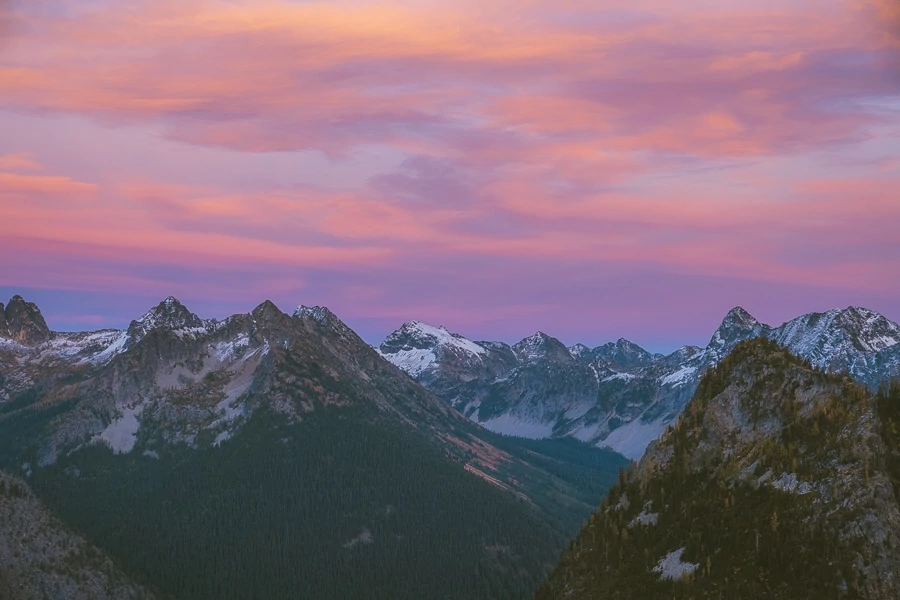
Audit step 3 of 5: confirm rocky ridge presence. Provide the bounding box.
[0,471,154,600]
[537,339,900,599]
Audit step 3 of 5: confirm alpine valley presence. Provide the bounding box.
[2,294,900,599]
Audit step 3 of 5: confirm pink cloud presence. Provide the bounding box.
[0,0,897,342]
[0,152,40,171]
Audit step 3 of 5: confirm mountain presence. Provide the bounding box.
[380,324,600,439]
[379,306,900,459]
[570,338,660,372]
[538,339,900,599]
[0,295,626,600]
[1,296,51,346]
[0,471,154,600]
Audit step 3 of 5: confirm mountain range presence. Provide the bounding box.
[0,295,625,600]
[379,306,900,458]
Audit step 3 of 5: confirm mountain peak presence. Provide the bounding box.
[568,343,591,359]
[592,338,654,370]
[127,297,204,343]
[771,306,900,367]
[379,320,485,356]
[0,302,7,338]
[251,299,283,319]
[707,306,764,351]
[513,331,569,362]
[723,306,759,328]
[293,304,336,324]
[3,295,51,345]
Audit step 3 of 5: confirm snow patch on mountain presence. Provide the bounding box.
[383,347,437,377]
[660,366,697,387]
[601,419,667,461]
[412,322,486,355]
[95,402,147,454]
[93,331,128,363]
[629,501,659,528]
[652,547,698,581]
[604,372,637,382]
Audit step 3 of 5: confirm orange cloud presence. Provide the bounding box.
[0,152,41,171]
[0,0,897,314]
[0,172,97,196]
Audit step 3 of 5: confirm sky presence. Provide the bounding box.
[1,0,899,352]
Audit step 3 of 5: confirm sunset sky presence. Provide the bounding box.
[1,0,899,351]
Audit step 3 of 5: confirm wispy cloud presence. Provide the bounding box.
[0,0,897,346]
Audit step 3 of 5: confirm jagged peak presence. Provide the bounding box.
[707,306,765,351]
[721,306,759,329]
[519,331,552,344]
[513,331,569,361]
[137,296,196,319]
[293,304,359,343]
[252,299,283,317]
[128,297,204,341]
[604,337,650,353]
[3,295,50,345]
[773,305,900,357]
[293,304,337,324]
[568,342,591,358]
[380,320,485,356]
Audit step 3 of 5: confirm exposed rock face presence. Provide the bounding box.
[380,306,900,459]
[769,306,900,388]
[0,302,9,338]
[125,296,205,347]
[575,338,660,372]
[0,472,155,600]
[3,296,51,345]
[538,340,900,599]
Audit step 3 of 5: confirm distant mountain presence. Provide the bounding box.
[380,306,900,459]
[537,340,900,599]
[0,295,626,600]
[0,296,50,346]
[570,338,660,372]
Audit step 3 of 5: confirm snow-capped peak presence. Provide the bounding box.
[721,306,760,331]
[293,305,333,324]
[771,306,900,363]
[381,321,485,356]
[512,331,570,362]
[127,297,205,344]
[707,306,765,352]
[378,321,486,377]
[568,343,591,359]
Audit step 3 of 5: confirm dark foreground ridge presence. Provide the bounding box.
[538,338,900,599]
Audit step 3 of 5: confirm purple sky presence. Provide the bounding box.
[1,0,899,352]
